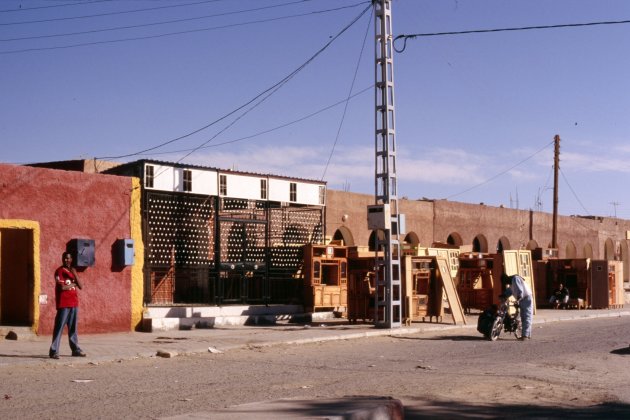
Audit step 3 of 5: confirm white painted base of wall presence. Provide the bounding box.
[143,305,337,332]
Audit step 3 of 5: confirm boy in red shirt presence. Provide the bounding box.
[49,252,86,359]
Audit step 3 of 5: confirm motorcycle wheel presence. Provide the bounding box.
[489,317,503,341]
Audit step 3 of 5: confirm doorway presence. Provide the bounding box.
[1,227,35,326]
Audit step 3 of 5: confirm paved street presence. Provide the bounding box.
[1,308,629,418]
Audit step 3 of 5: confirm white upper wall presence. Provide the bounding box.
[146,164,217,195]
[221,172,264,200]
[143,162,324,206]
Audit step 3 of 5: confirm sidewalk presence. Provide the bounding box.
[2,307,629,367]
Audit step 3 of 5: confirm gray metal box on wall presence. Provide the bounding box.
[69,238,95,267]
[115,239,134,266]
[367,204,391,230]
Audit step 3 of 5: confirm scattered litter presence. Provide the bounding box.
[303,325,311,329]
[368,364,376,368]
[4,394,12,400]
[179,398,192,402]
[415,365,434,370]
[208,347,223,354]
[88,361,99,366]
[71,379,94,383]
[513,385,534,390]
[5,331,17,340]
[300,385,311,389]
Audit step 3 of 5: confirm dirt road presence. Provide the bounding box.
[1,316,629,419]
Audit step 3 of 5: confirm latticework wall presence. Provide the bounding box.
[144,193,324,305]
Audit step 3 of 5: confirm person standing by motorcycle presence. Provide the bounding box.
[502,274,533,340]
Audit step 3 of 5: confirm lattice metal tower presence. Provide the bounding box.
[372,0,402,328]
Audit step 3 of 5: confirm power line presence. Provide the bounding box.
[559,167,591,215]
[0,0,114,13]
[394,19,630,53]
[0,0,225,25]
[445,140,554,200]
[1,2,368,54]
[97,3,372,161]
[140,4,372,184]
[162,3,373,166]
[320,3,372,181]
[1,0,318,42]
[138,85,373,157]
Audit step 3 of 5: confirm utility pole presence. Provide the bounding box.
[368,0,402,329]
[552,135,560,249]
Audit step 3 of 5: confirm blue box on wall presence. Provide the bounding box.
[69,238,95,267]
[115,239,134,266]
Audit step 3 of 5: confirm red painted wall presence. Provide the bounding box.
[0,163,134,334]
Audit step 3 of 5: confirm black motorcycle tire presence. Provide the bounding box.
[489,317,503,341]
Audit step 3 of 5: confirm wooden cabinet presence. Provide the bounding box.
[303,244,348,313]
[548,258,624,309]
[457,254,496,313]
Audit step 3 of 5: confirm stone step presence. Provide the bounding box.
[142,305,340,332]
[0,326,38,341]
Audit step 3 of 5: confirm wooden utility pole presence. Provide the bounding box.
[552,135,560,249]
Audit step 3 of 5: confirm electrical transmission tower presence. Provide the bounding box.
[368,0,403,328]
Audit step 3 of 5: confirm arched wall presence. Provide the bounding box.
[324,190,630,270]
[404,232,419,246]
[565,241,577,259]
[622,240,629,282]
[604,238,615,260]
[526,240,539,250]
[447,232,463,247]
[368,230,385,251]
[473,234,489,253]
[496,236,511,252]
[583,243,593,259]
[332,226,355,247]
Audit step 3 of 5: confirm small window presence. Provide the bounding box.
[145,165,154,188]
[183,169,192,192]
[289,182,297,202]
[219,174,227,196]
[260,179,267,200]
[319,186,325,205]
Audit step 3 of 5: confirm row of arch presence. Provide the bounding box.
[332,227,629,281]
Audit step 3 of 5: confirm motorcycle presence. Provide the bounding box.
[477,294,522,341]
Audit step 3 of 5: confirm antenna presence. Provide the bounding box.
[610,201,620,218]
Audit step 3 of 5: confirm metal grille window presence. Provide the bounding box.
[145,165,154,188]
[289,182,297,202]
[260,179,267,200]
[183,169,192,192]
[219,175,227,196]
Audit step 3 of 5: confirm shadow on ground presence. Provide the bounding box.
[393,334,488,342]
[403,398,630,419]
[610,346,630,355]
[207,397,630,419]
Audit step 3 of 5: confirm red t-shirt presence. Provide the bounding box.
[54,266,79,309]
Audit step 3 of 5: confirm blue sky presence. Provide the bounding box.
[2,0,629,218]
